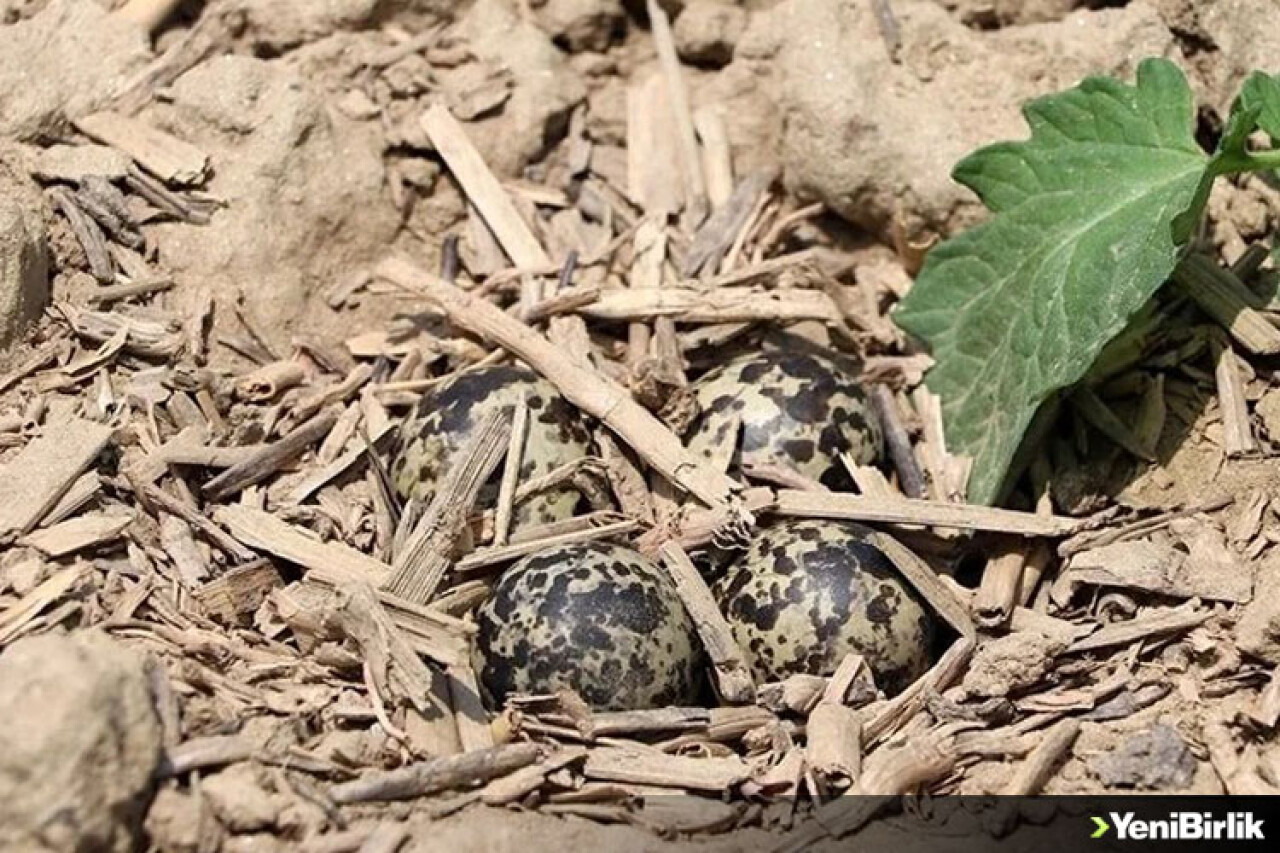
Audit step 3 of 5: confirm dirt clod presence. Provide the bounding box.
[201,765,282,834]
[962,632,1066,699]
[0,0,150,141]
[0,632,162,853]
[148,55,397,351]
[753,0,1174,239]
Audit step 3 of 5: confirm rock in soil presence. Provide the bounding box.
[459,0,587,176]
[538,0,625,52]
[674,0,747,66]
[748,0,1174,240]
[1236,549,1280,665]
[0,0,150,141]
[0,156,49,348]
[1091,724,1198,790]
[237,0,388,53]
[0,632,162,853]
[941,0,1086,27]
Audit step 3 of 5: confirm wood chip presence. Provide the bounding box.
[286,421,396,506]
[40,471,102,527]
[0,419,114,538]
[646,0,707,224]
[0,561,87,647]
[805,701,861,783]
[20,513,132,558]
[1213,337,1257,457]
[193,559,282,625]
[693,106,733,209]
[480,747,588,805]
[215,505,392,584]
[139,483,257,563]
[1066,603,1211,654]
[421,104,551,268]
[336,582,454,723]
[75,111,209,185]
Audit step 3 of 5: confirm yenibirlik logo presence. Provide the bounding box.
[1091,812,1265,841]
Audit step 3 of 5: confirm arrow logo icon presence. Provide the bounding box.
[1091,816,1110,838]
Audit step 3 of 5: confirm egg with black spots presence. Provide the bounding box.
[715,519,935,695]
[473,541,705,711]
[391,365,593,529]
[684,350,881,491]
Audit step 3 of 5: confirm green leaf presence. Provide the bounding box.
[1238,72,1280,143]
[894,59,1208,505]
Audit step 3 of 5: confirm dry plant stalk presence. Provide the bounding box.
[646,0,707,223]
[203,409,338,500]
[868,385,926,498]
[457,517,640,573]
[773,728,956,853]
[330,742,542,804]
[1213,337,1257,456]
[582,747,751,791]
[1173,254,1280,355]
[420,104,551,268]
[234,360,305,402]
[1066,602,1210,653]
[773,489,1077,537]
[376,258,742,512]
[385,408,513,604]
[972,538,1029,629]
[658,543,756,704]
[985,719,1081,835]
[492,403,530,547]
[580,287,840,323]
[805,701,861,783]
[865,635,975,744]
[862,529,974,640]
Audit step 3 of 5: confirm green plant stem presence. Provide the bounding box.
[1212,148,1280,176]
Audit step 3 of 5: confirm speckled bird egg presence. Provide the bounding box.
[391,365,593,528]
[472,541,704,711]
[714,519,935,695]
[684,350,882,491]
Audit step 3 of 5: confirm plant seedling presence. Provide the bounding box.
[894,58,1280,505]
